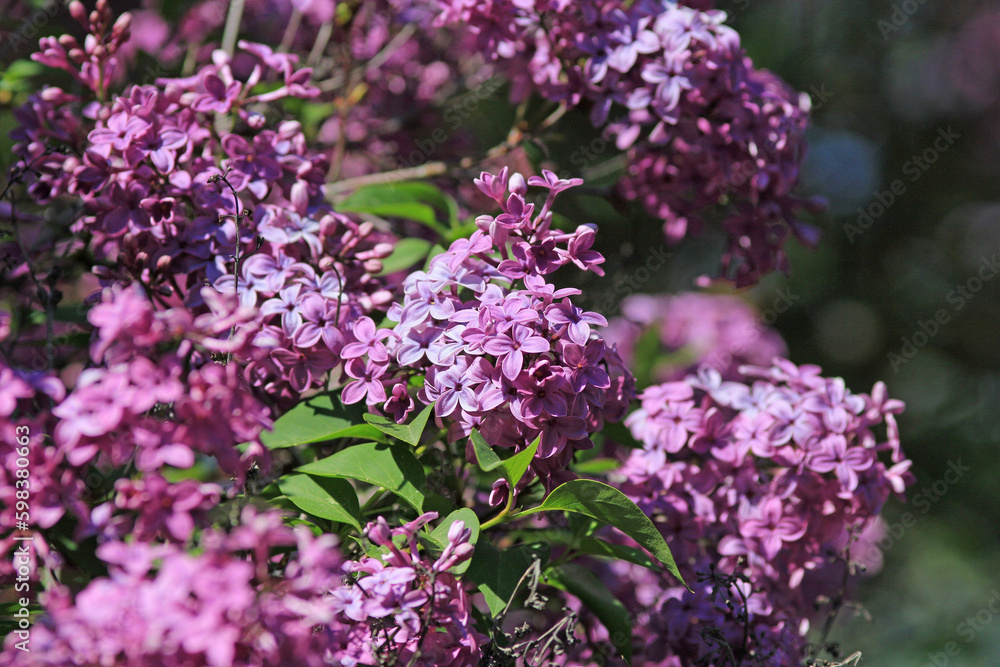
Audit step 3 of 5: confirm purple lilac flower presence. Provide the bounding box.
[345,170,635,487]
[436,0,818,285]
[550,357,916,666]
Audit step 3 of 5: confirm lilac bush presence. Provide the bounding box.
[0,1,912,666]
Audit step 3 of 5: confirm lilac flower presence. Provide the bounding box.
[342,358,388,405]
[294,293,344,350]
[191,71,242,113]
[221,134,283,199]
[259,284,305,336]
[808,434,874,492]
[88,111,150,153]
[341,316,393,363]
[740,497,808,560]
[545,299,608,345]
[482,324,550,380]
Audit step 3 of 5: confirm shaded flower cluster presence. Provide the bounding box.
[0,284,270,576]
[603,292,787,382]
[342,169,635,487]
[572,359,913,665]
[154,0,492,180]
[0,507,480,667]
[435,0,818,285]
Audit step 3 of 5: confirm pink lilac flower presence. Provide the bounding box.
[554,357,915,665]
[346,169,634,487]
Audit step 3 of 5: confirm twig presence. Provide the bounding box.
[3,159,57,370]
[208,168,249,364]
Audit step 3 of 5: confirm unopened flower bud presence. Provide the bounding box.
[112,13,132,38]
[367,519,391,546]
[69,1,86,23]
[246,112,266,129]
[156,255,172,271]
[372,242,394,258]
[447,520,469,543]
[370,290,394,307]
[508,172,527,195]
[363,259,382,273]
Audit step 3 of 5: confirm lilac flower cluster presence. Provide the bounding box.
[341,169,635,487]
[0,507,480,667]
[435,0,817,285]
[2,285,269,579]
[53,284,270,477]
[336,512,482,666]
[570,359,913,664]
[153,0,490,180]
[10,8,396,402]
[603,292,787,381]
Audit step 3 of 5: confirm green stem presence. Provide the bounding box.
[221,0,246,56]
[480,496,522,531]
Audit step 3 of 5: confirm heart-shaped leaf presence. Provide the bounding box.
[297,442,426,513]
[259,393,368,450]
[277,475,361,531]
[470,430,539,489]
[518,479,684,587]
[364,403,434,447]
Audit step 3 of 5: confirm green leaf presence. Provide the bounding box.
[277,475,362,531]
[599,420,643,450]
[260,393,367,450]
[631,325,662,389]
[571,457,624,475]
[575,537,662,571]
[423,508,481,574]
[470,431,539,489]
[503,436,539,488]
[470,429,504,473]
[464,540,550,616]
[357,201,439,226]
[377,238,433,276]
[390,181,460,227]
[363,403,434,447]
[297,442,427,513]
[549,564,633,663]
[518,479,684,586]
[336,182,457,234]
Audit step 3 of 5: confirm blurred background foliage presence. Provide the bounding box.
[2,0,999,663]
